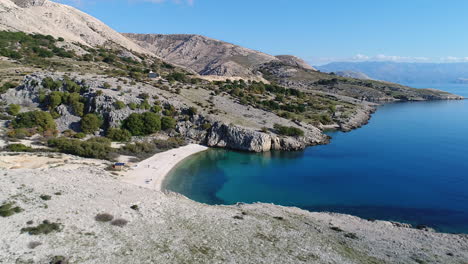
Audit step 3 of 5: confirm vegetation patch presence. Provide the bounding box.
[47,137,113,160]
[110,218,128,227]
[21,220,61,235]
[119,138,186,160]
[40,195,52,201]
[95,213,114,222]
[0,202,23,217]
[273,124,304,137]
[12,111,57,132]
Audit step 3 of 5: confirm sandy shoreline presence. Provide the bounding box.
[122,144,208,191]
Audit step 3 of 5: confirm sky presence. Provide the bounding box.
[56,0,468,65]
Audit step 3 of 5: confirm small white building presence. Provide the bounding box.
[148,71,159,79]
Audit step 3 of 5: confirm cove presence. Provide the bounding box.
[163,84,468,233]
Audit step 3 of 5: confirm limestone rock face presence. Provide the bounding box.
[0,75,41,107]
[206,122,272,152]
[55,105,81,131]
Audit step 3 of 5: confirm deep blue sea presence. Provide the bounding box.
[163,84,468,233]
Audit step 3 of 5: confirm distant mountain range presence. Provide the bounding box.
[317,61,468,85]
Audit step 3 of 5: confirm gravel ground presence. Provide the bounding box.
[1,153,467,264]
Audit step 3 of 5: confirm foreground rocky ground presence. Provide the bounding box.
[1,153,467,264]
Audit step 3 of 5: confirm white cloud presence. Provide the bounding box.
[309,54,468,66]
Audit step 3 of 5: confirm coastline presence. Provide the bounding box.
[122,144,209,191]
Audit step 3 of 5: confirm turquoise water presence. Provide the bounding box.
[164,84,468,233]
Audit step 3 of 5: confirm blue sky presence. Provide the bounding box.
[58,0,468,65]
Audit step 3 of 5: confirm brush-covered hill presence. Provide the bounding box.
[0,0,147,53]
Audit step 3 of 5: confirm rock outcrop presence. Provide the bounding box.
[205,122,272,152]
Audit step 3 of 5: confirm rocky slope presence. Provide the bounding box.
[0,0,147,53]
[124,33,282,78]
[259,61,464,101]
[1,153,467,264]
[276,55,317,71]
[0,72,329,151]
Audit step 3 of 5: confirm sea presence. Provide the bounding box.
[163,84,468,233]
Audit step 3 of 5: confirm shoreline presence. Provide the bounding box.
[122,144,209,191]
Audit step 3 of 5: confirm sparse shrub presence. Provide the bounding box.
[95,213,114,222]
[130,205,139,211]
[330,226,343,232]
[344,232,358,239]
[122,112,161,136]
[0,202,23,217]
[40,195,51,201]
[152,105,162,113]
[102,82,111,89]
[114,100,126,110]
[5,144,32,152]
[74,132,86,139]
[106,128,131,142]
[41,77,62,90]
[139,100,151,110]
[12,111,56,132]
[7,104,20,116]
[47,137,112,159]
[161,116,176,131]
[80,113,103,134]
[21,220,61,235]
[110,218,128,227]
[273,124,304,137]
[201,123,211,130]
[128,102,137,110]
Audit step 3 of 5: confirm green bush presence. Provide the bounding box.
[74,132,86,139]
[152,105,162,113]
[47,137,112,159]
[7,104,20,116]
[21,220,61,235]
[114,100,126,110]
[80,113,103,134]
[119,138,186,160]
[139,100,151,110]
[0,82,18,94]
[166,72,188,83]
[106,128,132,142]
[5,144,32,152]
[122,112,161,136]
[12,111,56,132]
[41,77,62,90]
[0,202,23,217]
[273,124,304,137]
[128,102,137,110]
[161,116,176,130]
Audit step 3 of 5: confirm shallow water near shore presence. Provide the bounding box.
[164,84,468,233]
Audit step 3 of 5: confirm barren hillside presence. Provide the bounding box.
[0,0,148,53]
